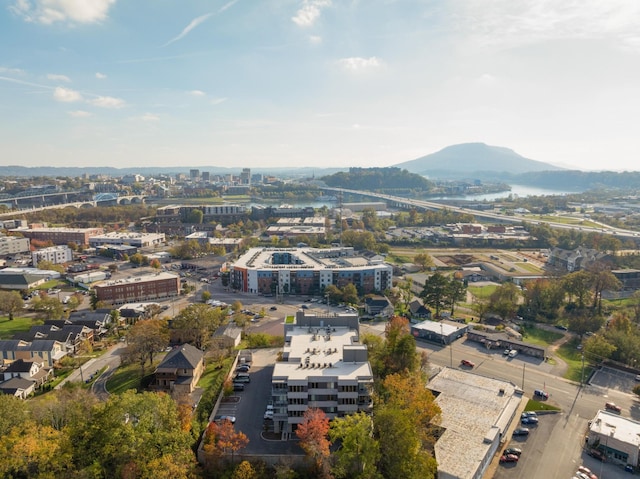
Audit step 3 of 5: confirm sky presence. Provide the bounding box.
[2,0,640,172]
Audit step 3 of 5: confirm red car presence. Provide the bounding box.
[605,402,621,413]
[500,454,519,463]
[460,359,475,368]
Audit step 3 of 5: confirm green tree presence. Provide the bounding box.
[202,290,212,303]
[488,282,521,320]
[124,319,169,375]
[35,259,65,274]
[31,296,64,320]
[445,279,467,316]
[589,266,622,315]
[342,283,359,305]
[186,209,204,224]
[0,291,24,320]
[420,272,449,318]
[562,270,593,309]
[69,390,195,478]
[413,253,433,271]
[329,412,381,479]
[172,303,224,349]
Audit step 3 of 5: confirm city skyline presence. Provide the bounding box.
[2,1,640,172]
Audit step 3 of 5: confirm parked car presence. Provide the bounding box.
[605,402,621,412]
[213,415,236,424]
[460,359,475,368]
[534,389,549,399]
[521,416,539,425]
[233,376,251,383]
[503,349,510,355]
[500,454,519,463]
[508,349,518,358]
[232,383,245,391]
[504,447,522,456]
[236,365,250,373]
[577,466,598,479]
[270,306,277,310]
[264,410,274,420]
[521,411,537,418]
[513,428,530,436]
[555,324,568,331]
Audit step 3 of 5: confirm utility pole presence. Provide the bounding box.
[581,352,585,386]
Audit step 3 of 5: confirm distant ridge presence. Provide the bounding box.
[394,143,564,178]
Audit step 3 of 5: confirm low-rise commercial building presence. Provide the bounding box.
[586,409,640,468]
[88,231,165,248]
[10,227,103,246]
[429,368,522,479]
[94,272,180,304]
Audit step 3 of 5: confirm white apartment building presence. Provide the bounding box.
[269,311,373,435]
[32,245,73,267]
[0,236,31,256]
[230,247,393,296]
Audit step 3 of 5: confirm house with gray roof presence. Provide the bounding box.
[151,343,205,397]
[2,358,52,386]
[0,377,36,399]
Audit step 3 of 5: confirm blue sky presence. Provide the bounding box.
[2,0,640,172]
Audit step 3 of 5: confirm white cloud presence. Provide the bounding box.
[141,113,159,122]
[164,13,213,46]
[457,0,640,50]
[88,96,126,108]
[0,66,26,75]
[292,0,331,27]
[338,56,383,72]
[68,110,91,117]
[95,72,107,79]
[210,97,227,106]
[53,86,82,102]
[47,73,71,82]
[309,35,322,45]
[189,90,206,96]
[10,0,117,25]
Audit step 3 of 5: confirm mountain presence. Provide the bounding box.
[394,143,564,179]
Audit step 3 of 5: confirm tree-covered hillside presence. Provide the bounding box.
[322,167,432,191]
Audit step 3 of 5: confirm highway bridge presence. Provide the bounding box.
[321,187,640,241]
[0,194,147,219]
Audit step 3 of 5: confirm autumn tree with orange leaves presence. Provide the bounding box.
[203,419,249,467]
[295,408,332,478]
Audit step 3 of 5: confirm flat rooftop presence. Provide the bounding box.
[429,368,521,479]
[95,271,178,287]
[590,409,640,447]
[274,326,372,380]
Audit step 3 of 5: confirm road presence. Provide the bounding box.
[55,342,126,391]
[408,331,636,479]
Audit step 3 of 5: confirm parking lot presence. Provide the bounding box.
[211,348,304,456]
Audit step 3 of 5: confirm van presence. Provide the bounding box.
[508,350,518,358]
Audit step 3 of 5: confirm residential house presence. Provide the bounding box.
[408,298,432,322]
[0,377,36,399]
[2,358,52,386]
[0,339,67,368]
[364,295,394,317]
[211,323,242,349]
[151,343,205,397]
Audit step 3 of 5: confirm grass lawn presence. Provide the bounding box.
[197,357,233,391]
[0,316,41,339]
[515,262,543,273]
[520,325,564,347]
[468,284,498,299]
[525,399,561,412]
[107,360,158,394]
[556,341,593,383]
